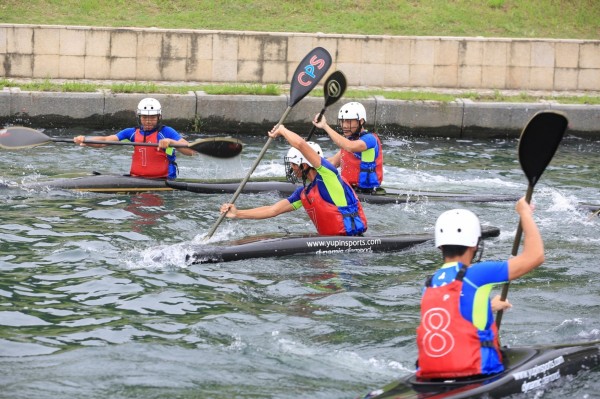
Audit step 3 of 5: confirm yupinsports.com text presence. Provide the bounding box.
[306,238,382,254]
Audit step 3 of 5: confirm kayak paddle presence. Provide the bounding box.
[495,110,568,330]
[0,126,243,158]
[305,70,347,141]
[205,46,332,239]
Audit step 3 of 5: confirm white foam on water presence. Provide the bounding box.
[384,167,521,192]
[251,159,286,177]
[178,154,245,179]
[124,241,193,270]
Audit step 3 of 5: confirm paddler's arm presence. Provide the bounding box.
[73,134,119,148]
[507,197,545,280]
[158,138,195,156]
[327,150,341,168]
[313,114,367,153]
[269,124,322,169]
[220,199,294,219]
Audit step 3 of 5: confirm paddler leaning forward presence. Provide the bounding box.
[219,124,368,236]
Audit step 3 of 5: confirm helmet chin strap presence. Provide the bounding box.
[301,164,311,186]
[472,238,484,263]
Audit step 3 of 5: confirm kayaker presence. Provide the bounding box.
[73,98,195,179]
[312,101,383,193]
[219,124,368,236]
[416,197,544,379]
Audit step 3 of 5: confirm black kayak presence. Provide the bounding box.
[13,174,599,215]
[14,173,519,203]
[18,173,173,193]
[187,226,500,264]
[167,180,521,204]
[359,340,600,399]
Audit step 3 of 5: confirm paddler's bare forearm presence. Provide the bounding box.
[519,204,544,265]
[508,197,545,280]
[235,206,279,219]
[220,199,293,220]
[270,125,304,149]
[73,135,118,148]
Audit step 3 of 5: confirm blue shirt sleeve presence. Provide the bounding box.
[158,126,182,141]
[287,186,304,210]
[359,133,377,151]
[116,127,136,141]
[466,260,509,286]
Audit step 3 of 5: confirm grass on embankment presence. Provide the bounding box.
[0,0,598,39]
[1,0,599,104]
[1,79,599,105]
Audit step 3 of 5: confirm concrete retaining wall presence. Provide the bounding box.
[1,90,598,138]
[1,24,600,92]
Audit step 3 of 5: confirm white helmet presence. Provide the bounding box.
[338,102,367,122]
[434,209,481,248]
[137,98,162,116]
[285,141,323,167]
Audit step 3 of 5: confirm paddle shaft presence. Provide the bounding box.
[0,126,242,158]
[64,136,241,158]
[305,107,326,141]
[57,137,192,149]
[205,107,292,239]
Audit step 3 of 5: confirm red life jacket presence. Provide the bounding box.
[299,182,367,236]
[129,129,169,178]
[340,132,383,189]
[416,266,502,379]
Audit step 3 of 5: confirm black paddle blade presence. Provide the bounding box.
[189,137,243,158]
[518,111,568,187]
[288,47,332,107]
[0,126,51,149]
[323,70,347,107]
[304,70,347,141]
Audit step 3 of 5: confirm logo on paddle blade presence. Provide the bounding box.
[297,55,327,87]
[289,47,331,107]
[326,79,342,98]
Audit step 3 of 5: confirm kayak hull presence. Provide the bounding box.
[167,180,521,204]
[14,175,600,215]
[20,174,171,193]
[360,340,600,399]
[188,226,500,264]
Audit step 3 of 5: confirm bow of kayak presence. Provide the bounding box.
[20,173,171,193]
[360,340,600,399]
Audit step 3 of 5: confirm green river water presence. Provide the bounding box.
[1,128,599,398]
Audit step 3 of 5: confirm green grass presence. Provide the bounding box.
[3,78,598,104]
[0,0,598,39]
[1,0,599,103]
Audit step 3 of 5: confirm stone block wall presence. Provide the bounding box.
[1,24,599,91]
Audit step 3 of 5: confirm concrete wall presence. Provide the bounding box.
[1,24,600,91]
[1,90,598,138]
